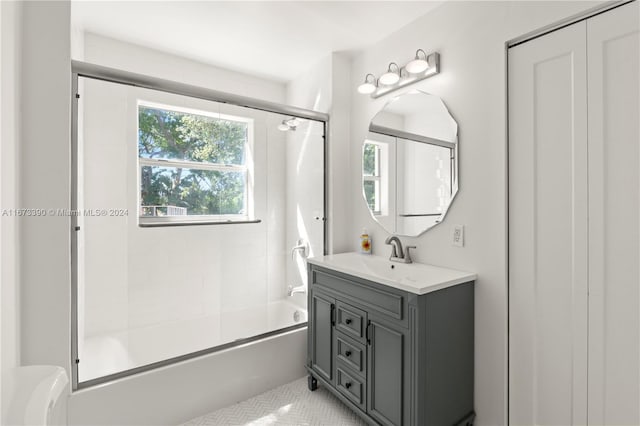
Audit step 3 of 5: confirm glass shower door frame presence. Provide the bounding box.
[70,61,329,390]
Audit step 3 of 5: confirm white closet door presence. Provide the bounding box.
[508,22,589,425]
[587,2,640,424]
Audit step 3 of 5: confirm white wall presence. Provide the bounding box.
[81,33,286,105]
[349,2,605,424]
[1,3,3,414]
[286,52,352,255]
[20,0,72,371]
[0,3,22,420]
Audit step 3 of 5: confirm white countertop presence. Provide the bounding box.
[307,252,476,295]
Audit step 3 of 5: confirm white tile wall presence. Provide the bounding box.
[80,80,292,343]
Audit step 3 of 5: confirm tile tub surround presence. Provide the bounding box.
[181,377,365,426]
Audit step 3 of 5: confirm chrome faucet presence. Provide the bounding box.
[385,235,404,259]
[291,239,308,260]
[384,235,416,264]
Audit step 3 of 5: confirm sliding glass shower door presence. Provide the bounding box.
[74,75,325,386]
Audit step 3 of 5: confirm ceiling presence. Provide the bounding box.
[71,1,444,83]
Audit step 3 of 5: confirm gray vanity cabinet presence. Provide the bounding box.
[306,263,475,426]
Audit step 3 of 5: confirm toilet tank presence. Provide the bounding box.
[2,365,69,426]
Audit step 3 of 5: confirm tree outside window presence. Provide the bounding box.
[138,103,253,223]
[363,142,381,214]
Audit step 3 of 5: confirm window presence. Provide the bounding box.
[363,142,382,214]
[137,102,254,225]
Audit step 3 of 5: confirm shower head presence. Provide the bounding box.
[278,117,299,132]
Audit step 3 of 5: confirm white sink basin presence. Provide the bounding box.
[307,252,476,295]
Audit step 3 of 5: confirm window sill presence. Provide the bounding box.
[138,217,261,227]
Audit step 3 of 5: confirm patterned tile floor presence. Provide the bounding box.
[181,377,366,426]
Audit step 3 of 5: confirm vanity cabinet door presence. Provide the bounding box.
[310,291,334,384]
[367,317,404,426]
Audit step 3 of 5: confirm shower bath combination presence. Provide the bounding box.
[71,64,327,388]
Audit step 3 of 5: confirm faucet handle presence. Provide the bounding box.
[291,239,308,260]
[404,246,417,263]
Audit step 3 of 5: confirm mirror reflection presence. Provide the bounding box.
[362,90,458,236]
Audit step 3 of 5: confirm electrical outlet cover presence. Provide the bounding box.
[452,225,464,247]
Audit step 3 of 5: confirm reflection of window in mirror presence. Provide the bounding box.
[363,142,381,214]
[363,141,389,216]
[364,90,458,236]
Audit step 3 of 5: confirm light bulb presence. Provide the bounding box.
[379,63,400,85]
[357,82,376,94]
[405,58,429,74]
[406,49,429,74]
[357,74,377,95]
[379,71,400,85]
[277,123,289,131]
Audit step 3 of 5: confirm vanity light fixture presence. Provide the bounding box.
[379,62,401,85]
[357,74,377,94]
[278,117,299,132]
[357,50,440,99]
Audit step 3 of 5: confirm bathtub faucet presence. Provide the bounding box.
[287,284,307,296]
[291,239,308,260]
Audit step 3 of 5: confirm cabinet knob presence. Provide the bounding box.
[345,350,352,357]
[345,382,352,389]
[345,318,352,325]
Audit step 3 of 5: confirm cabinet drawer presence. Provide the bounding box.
[336,364,366,410]
[336,302,366,342]
[336,332,366,376]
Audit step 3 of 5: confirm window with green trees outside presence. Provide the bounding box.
[363,142,381,214]
[137,102,253,224]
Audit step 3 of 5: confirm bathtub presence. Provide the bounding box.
[69,298,308,425]
[79,299,308,383]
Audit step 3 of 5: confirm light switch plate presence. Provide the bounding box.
[452,225,464,247]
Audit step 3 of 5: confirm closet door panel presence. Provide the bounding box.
[508,22,588,425]
[587,2,640,424]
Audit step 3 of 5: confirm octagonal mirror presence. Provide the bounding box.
[362,90,458,236]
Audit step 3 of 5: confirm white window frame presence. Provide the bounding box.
[363,139,392,218]
[363,142,382,215]
[137,100,256,226]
